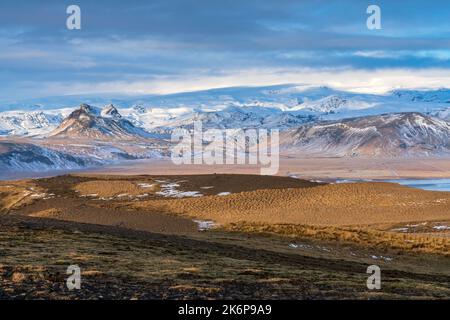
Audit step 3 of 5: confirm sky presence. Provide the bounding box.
[1,0,450,101]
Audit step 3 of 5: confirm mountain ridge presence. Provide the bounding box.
[2,84,450,137]
[48,104,153,140]
[281,112,450,157]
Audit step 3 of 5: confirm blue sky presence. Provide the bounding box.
[1,0,450,100]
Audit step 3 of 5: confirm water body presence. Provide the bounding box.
[383,179,450,192]
[335,178,450,192]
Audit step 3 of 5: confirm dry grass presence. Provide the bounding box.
[182,267,201,273]
[132,182,450,226]
[81,270,104,277]
[70,173,319,196]
[29,208,62,218]
[0,181,43,212]
[73,180,158,197]
[7,174,449,254]
[223,222,450,256]
[168,285,222,294]
[0,215,449,299]
[11,272,27,283]
[3,174,450,280]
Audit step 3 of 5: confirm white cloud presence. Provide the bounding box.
[28,67,450,97]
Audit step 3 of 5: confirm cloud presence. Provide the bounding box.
[1,0,450,100]
[6,67,450,101]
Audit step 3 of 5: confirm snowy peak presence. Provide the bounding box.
[300,95,349,114]
[0,111,64,136]
[49,104,151,140]
[391,89,450,103]
[79,103,101,115]
[282,112,450,157]
[132,105,147,114]
[431,107,450,120]
[67,104,97,122]
[149,105,316,132]
[101,104,122,119]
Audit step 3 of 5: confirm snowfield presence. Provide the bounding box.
[2,85,450,137]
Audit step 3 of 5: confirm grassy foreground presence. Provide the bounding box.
[1,215,449,300]
[0,174,449,299]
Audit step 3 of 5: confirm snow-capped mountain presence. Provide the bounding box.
[49,104,153,140]
[0,141,98,176]
[101,104,122,119]
[281,113,450,157]
[0,111,68,136]
[145,106,316,133]
[0,85,449,166]
[431,107,450,120]
[3,84,450,138]
[391,89,450,103]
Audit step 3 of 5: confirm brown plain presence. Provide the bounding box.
[2,174,450,256]
[1,173,449,300]
[132,182,450,226]
[73,180,158,197]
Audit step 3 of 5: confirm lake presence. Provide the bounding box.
[383,179,450,192]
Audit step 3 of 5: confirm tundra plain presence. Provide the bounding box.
[0,174,449,299]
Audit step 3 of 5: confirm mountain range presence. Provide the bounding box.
[281,112,450,157]
[1,84,450,136]
[1,84,450,176]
